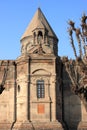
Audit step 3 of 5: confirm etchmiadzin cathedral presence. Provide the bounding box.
[0,8,87,130]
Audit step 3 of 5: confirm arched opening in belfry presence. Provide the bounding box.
[38,31,43,37]
[37,31,43,44]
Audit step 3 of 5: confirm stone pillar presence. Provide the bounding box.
[78,101,87,130]
[16,78,28,121]
[51,75,56,121]
[12,57,32,130]
[36,32,38,44]
[46,36,48,45]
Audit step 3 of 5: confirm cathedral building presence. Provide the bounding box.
[0,8,63,130]
[0,8,87,130]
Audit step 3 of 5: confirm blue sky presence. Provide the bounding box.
[0,0,87,59]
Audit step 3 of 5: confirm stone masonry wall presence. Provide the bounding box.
[0,60,16,129]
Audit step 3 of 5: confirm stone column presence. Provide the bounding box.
[78,101,87,130]
[12,57,32,130]
[51,75,56,121]
[16,79,27,121]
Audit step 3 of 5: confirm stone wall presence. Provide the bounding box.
[62,62,82,130]
[0,60,16,129]
[1,57,87,130]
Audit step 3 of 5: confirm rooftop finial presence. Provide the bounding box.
[37,0,41,10]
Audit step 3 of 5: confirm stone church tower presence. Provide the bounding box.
[0,8,64,130]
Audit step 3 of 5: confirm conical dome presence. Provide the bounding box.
[20,8,58,56]
[21,8,58,40]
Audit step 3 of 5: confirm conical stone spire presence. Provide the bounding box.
[21,8,58,40]
[20,8,58,56]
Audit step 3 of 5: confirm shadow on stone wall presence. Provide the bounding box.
[64,92,81,130]
[56,64,82,130]
[63,67,81,130]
